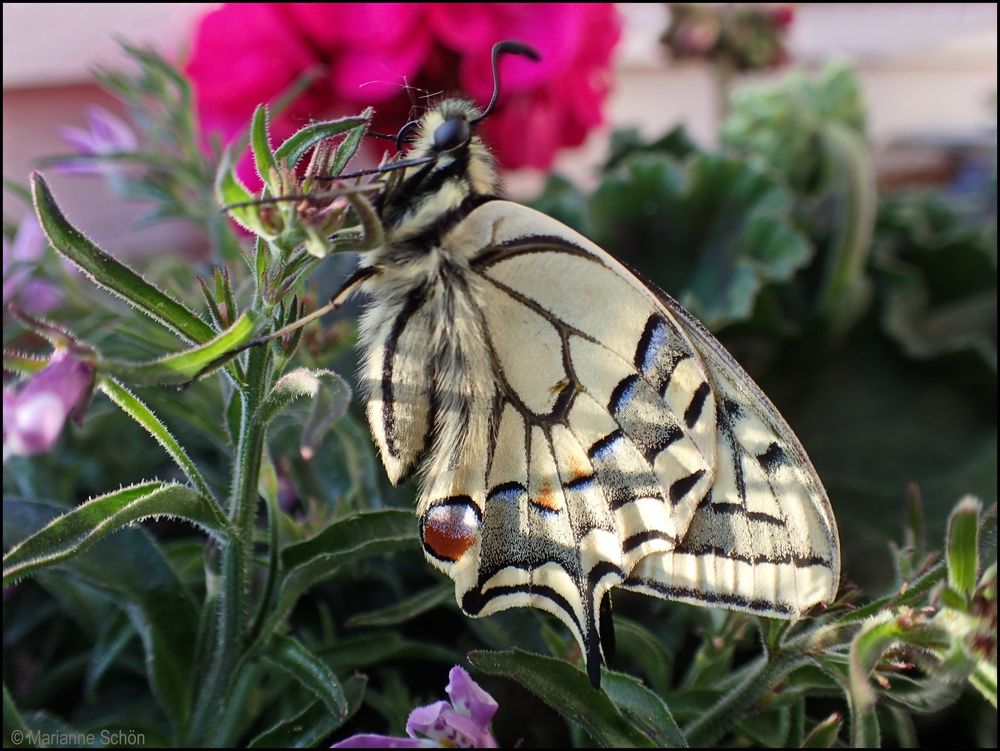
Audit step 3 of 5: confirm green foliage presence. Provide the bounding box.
[3,46,996,750]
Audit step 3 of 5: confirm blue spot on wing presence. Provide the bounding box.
[609,375,640,415]
[588,429,624,462]
[487,482,527,504]
[635,316,669,374]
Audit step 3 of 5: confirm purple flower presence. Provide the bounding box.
[3,216,60,313]
[332,666,498,748]
[55,105,137,176]
[3,348,95,461]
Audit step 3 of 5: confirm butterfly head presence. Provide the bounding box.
[377,42,539,239]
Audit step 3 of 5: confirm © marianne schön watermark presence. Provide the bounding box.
[8,728,146,746]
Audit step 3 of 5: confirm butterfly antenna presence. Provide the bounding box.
[471,40,541,125]
[394,119,422,151]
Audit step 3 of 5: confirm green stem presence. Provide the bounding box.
[683,647,814,747]
[188,343,271,744]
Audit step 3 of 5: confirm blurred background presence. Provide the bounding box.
[3,4,997,747]
[3,4,996,254]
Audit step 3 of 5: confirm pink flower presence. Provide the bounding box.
[55,106,138,176]
[3,348,95,461]
[3,216,61,314]
[185,3,620,174]
[426,4,620,169]
[331,666,498,748]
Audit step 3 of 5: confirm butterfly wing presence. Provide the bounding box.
[623,290,841,616]
[362,200,839,685]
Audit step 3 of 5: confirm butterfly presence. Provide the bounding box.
[328,41,840,687]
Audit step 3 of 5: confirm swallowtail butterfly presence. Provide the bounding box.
[328,42,839,687]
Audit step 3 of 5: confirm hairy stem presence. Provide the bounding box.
[683,646,814,747]
[188,343,271,744]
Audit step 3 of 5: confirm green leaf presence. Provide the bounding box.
[468,649,657,748]
[100,311,261,385]
[250,105,279,190]
[254,510,418,647]
[736,706,791,747]
[589,153,812,329]
[602,670,688,747]
[873,189,997,371]
[3,499,199,735]
[346,582,454,627]
[3,482,227,586]
[968,658,998,709]
[274,113,371,168]
[605,124,701,170]
[98,378,219,506]
[846,615,950,748]
[215,147,277,238]
[321,633,460,674]
[264,634,348,720]
[257,368,352,446]
[946,496,982,600]
[3,684,31,748]
[31,173,216,345]
[249,675,366,748]
[721,62,866,195]
[325,117,369,177]
[613,618,674,696]
[801,712,843,747]
[85,612,136,699]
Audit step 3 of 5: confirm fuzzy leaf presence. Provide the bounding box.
[98,378,219,507]
[274,113,371,168]
[264,634,348,720]
[468,649,657,748]
[215,148,273,236]
[613,617,675,696]
[3,499,199,733]
[602,670,688,747]
[801,712,843,747]
[346,582,454,628]
[100,311,261,385]
[31,173,216,345]
[257,368,352,456]
[250,675,366,748]
[253,510,418,647]
[946,496,982,599]
[3,482,226,586]
[250,105,279,190]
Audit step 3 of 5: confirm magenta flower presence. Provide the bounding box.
[185,3,621,174]
[56,105,138,176]
[331,666,498,748]
[3,348,95,461]
[3,216,61,313]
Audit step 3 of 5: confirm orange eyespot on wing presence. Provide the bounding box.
[421,497,481,563]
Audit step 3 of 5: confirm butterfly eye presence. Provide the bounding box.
[433,118,471,152]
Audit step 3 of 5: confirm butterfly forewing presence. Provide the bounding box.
[624,290,840,614]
